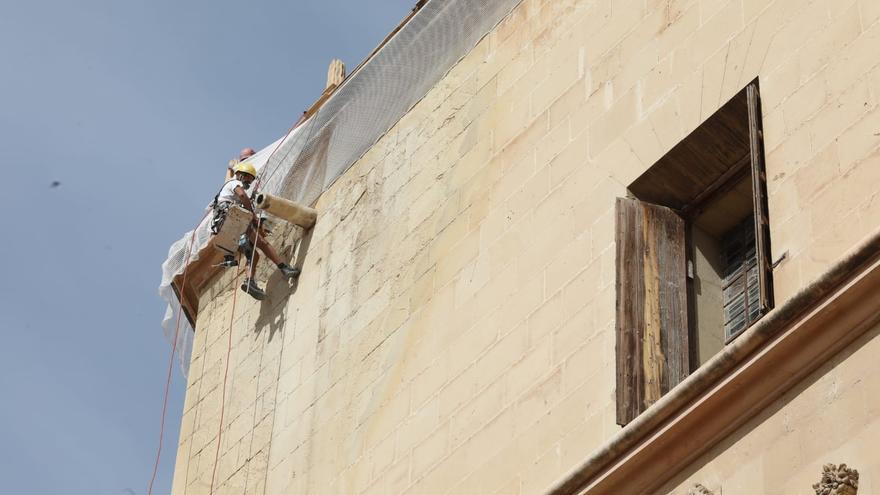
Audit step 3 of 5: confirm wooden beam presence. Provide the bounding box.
[170,241,226,327]
[748,81,775,315]
[679,152,750,218]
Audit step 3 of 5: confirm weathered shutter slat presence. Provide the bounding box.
[722,217,759,340]
[650,204,689,392]
[616,198,689,426]
[616,198,643,425]
[747,82,775,315]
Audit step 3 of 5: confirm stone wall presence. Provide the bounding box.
[171,0,880,493]
[660,322,880,494]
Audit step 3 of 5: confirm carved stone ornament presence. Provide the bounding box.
[687,483,714,495]
[325,59,346,90]
[813,463,859,495]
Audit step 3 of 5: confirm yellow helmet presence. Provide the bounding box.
[233,162,257,178]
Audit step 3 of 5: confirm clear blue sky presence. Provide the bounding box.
[0,1,413,493]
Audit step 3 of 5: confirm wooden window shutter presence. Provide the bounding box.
[721,216,760,339]
[615,198,689,426]
[747,82,774,317]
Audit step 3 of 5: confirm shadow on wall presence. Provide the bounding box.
[656,322,880,493]
[254,227,315,341]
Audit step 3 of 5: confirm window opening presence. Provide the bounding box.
[615,80,773,425]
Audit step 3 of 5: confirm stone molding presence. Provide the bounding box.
[548,233,880,495]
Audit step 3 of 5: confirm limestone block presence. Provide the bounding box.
[621,116,662,168]
[761,58,801,114]
[474,322,530,391]
[589,88,639,155]
[585,0,645,60]
[826,20,880,95]
[497,273,545,335]
[861,0,880,27]
[836,107,880,172]
[699,46,730,121]
[497,45,535,97]
[784,74,831,134]
[517,379,598,457]
[397,397,442,454]
[812,151,880,238]
[799,4,862,83]
[533,53,583,119]
[378,455,409,494]
[536,119,571,168]
[772,5,834,76]
[810,79,874,154]
[688,0,744,69]
[507,337,553,402]
[457,404,518,473]
[412,423,450,478]
[656,2,700,56]
[521,444,563,495]
[762,106,787,156]
[448,375,505,445]
[562,334,606,391]
[794,141,839,203]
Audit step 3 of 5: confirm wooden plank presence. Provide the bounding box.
[171,280,197,329]
[641,215,664,406]
[190,247,225,294]
[680,153,751,217]
[748,81,775,315]
[646,203,689,391]
[616,198,689,425]
[629,88,751,210]
[616,198,643,425]
[170,240,227,327]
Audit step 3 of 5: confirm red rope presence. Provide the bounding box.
[151,108,313,493]
[209,269,242,493]
[148,211,209,495]
[151,128,283,493]
[207,206,259,494]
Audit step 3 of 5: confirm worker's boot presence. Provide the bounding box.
[240,278,266,301]
[278,263,301,280]
[219,255,238,268]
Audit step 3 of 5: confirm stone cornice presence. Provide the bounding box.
[548,232,880,494]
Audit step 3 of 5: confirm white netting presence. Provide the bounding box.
[160,0,524,375]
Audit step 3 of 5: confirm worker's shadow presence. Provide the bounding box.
[254,227,314,342]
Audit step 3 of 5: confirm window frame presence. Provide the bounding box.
[615,80,774,426]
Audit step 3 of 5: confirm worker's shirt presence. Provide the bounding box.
[215,179,245,206]
[210,179,249,235]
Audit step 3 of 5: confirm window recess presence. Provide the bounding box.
[615,81,774,426]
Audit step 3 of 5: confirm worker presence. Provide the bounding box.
[226,147,256,181]
[211,161,300,300]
